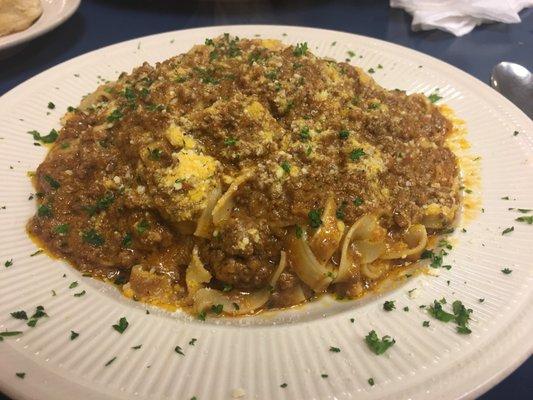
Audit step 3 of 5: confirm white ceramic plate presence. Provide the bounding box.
[0,0,80,53]
[0,25,532,400]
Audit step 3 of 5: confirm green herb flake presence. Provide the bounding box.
[44,174,60,189]
[347,50,355,57]
[501,226,514,235]
[10,310,28,320]
[28,129,58,144]
[69,281,78,289]
[0,331,23,338]
[4,259,13,268]
[136,220,150,234]
[295,225,304,239]
[367,68,375,74]
[224,137,237,146]
[53,223,69,236]
[293,42,308,57]
[211,304,223,315]
[281,162,291,174]
[321,374,328,378]
[353,197,364,206]
[350,148,366,161]
[365,330,395,355]
[501,196,510,200]
[16,372,26,379]
[422,320,430,327]
[350,318,355,323]
[299,126,310,141]
[104,356,117,367]
[112,317,129,334]
[516,216,533,224]
[37,204,52,217]
[308,209,323,229]
[280,383,288,388]
[189,338,197,346]
[70,331,79,340]
[428,300,455,322]
[428,93,442,103]
[131,344,142,350]
[122,232,132,247]
[478,298,485,303]
[107,109,123,123]
[368,378,375,386]
[198,310,207,321]
[513,130,519,136]
[383,300,395,311]
[175,345,185,355]
[30,249,43,257]
[403,306,409,312]
[329,346,341,353]
[83,229,104,246]
[501,268,512,275]
[74,290,86,297]
[338,129,349,140]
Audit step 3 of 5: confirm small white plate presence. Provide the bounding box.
[0,0,80,53]
[0,25,532,400]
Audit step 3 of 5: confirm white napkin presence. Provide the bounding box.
[391,0,533,36]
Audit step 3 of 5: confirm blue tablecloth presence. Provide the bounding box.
[0,1,531,399]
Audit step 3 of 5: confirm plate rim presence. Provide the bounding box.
[0,0,81,52]
[0,24,531,400]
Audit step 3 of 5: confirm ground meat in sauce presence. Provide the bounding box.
[27,35,460,313]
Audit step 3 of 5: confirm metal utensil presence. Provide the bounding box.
[490,62,533,119]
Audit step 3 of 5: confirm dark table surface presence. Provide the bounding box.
[0,1,531,399]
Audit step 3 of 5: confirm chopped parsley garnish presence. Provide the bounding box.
[224,137,237,146]
[501,268,512,274]
[74,290,86,297]
[149,148,162,160]
[377,64,383,69]
[83,229,104,246]
[329,346,341,353]
[37,204,52,217]
[69,281,78,289]
[194,67,219,84]
[281,162,291,174]
[280,383,288,388]
[335,201,347,220]
[428,300,455,322]
[122,233,132,247]
[350,318,355,323]
[428,299,472,334]
[295,225,304,239]
[53,223,69,236]
[104,356,117,367]
[28,129,58,144]
[353,197,363,206]
[423,320,430,327]
[368,102,380,110]
[299,126,310,141]
[350,148,365,161]
[403,306,409,312]
[516,216,533,224]
[428,92,442,103]
[513,130,519,136]
[47,102,55,109]
[338,129,349,140]
[321,374,328,378]
[501,196,510,200]
[293,42,308,57]
[27,305,48,327]
[222,284,233,292]
[365,330,395,355]
[479,298,485,303]
[44,174,60,189]
[136,219,150,234]
[308,209,323,229]
[0,331,23,339]
[30,249,43,257]
[189,338,197,346]
[10,310,28,320]
[4,259,13,268]
[175,345,185,355]
[347,50,355,57]
[383,300,395,311]
[16,372,26,379]
[106,109,123,123]
[367,68,375,74]
[131,344,142,350]
[501,226,514,235]
[368,378,375,386]
[211,304,223,315]
[70,331,79,340]
[198,310,207,321]
[112,317,129,333]
[86,192,115,215]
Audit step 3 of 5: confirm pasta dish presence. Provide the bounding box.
[27,35,461,317]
